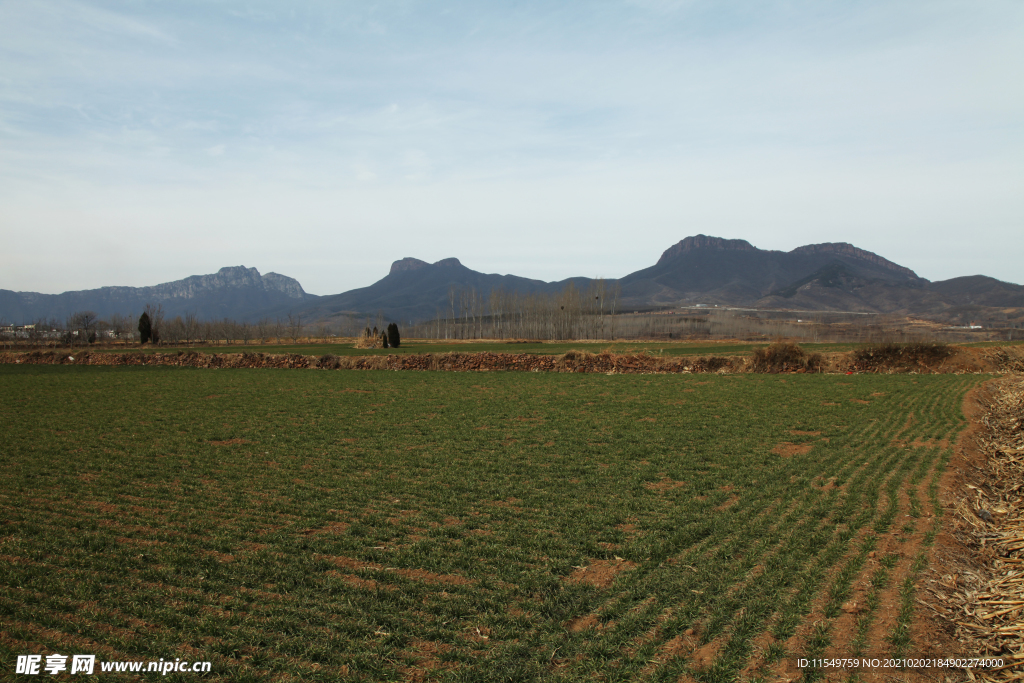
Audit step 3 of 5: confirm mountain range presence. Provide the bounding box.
[2,236,1021,326]
[0,267,315,325]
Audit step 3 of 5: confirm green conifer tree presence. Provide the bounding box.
[138,312,152,344]
[387,323,401,348]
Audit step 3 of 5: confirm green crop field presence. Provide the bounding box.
[0,365,980,681]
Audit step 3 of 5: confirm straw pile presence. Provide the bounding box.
[927,376,1024,681]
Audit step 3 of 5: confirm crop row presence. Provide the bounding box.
[0,365,978,681]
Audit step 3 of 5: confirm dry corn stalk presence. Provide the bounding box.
[925,376,1024,682]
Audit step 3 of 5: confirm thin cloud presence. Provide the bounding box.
[0,0,1021,295]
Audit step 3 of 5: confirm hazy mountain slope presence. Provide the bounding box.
[924,276,1024,308]
[618,235,924,309]
[3,237,1020,327]
[0,267,315,324]
[297,258,593,324]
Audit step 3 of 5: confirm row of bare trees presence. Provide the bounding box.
[0,306,338,348]
[407,280,622,340]
[135,311,316,346]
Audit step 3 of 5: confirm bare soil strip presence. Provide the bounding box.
[924,375,1024,683]
[2,344,1022,374]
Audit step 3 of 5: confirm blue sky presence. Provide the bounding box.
[1,0,1021,295]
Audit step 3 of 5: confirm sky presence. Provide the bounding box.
[1,0,1021,296]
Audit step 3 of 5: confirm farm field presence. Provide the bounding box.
[0,365,981,681]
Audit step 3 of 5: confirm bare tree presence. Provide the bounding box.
[108,312,137,346]
[72,311,98,334]
[287,313,302,343]
[217,318,233,346]
[609,282,620,340]
[183,311,199,346]
[67,311,99,345]
[0,317,11,350]
[238,321,252,345]
[144,303,165,345]
[593,279,607,340]
[448,286,457,339]
[163,316,184,344]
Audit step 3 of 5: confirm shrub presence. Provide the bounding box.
[852,342,952,371]
[557,350,596,371]
[750,342,810,373]
[381,332,389,349]
[387,323,401,348]
[805,352,825,372]
[693,356,732,372]
[317,354,340,369]
[354,335,378,349]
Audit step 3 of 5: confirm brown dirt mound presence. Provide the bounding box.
[2,344,1019,374]
[772,441,815,457]
[645,477,686,492]
[566,558,638,589]
[690,636,726,671]
[564,614,601,632]
[750,342,824,373]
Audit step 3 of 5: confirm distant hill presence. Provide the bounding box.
[0,266,317,324]
[294,257,592,324]
[925,275,1024,308]
[301,236,1019,326]
[617,235,923,310]
[3,237,1021,327]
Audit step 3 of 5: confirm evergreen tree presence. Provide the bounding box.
[380,331,389,348]
[138,312,152,344]
[387,323,401,348]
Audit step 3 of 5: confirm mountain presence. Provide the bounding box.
[294,257,592,324]
[0,266,317,324]
[617,236,924,310]
[925,276,1024,308]
[300,236,1019,325]
[2,237,1020,327]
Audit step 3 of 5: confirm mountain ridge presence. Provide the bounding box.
[2,238,1021,326]
[0,266,316,324]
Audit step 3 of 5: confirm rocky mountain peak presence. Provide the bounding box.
[657,235,756,264]
[433,258,462,268]
[789,243,920,279]
[217,266,261,277]
[390,258,430,275]
[261,272,307,298]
